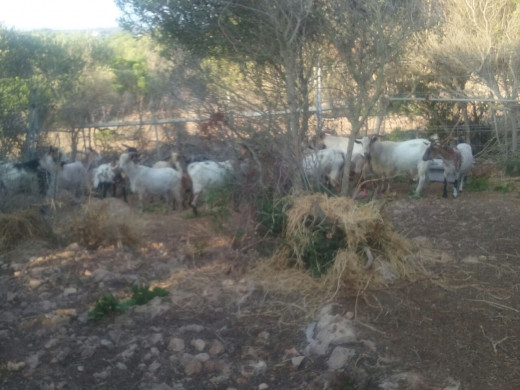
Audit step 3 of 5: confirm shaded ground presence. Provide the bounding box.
[1,184,519,389]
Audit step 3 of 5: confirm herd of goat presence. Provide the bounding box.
[0,133,475,213]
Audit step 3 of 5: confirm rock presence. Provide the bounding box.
[168,338,185,352]
[93,367,112,380]
[181,354,202,376]
[443,377,461,390]
[195,353,210,362]
[63,287,77,296]
[108,329,123,344]
[257,331,269,343]
[179,324,204,333]
[291,356,305,368]
[41,314,71,329]
[191,339,206,352]
[133,297,170,319]
[148,360,161,373]
[7,361,26,371]
[240,360,267,377]
[26,352,41,369]
[150,333,164,345]
[304,306,356,356]
[116,362,127,370]
[462,255,479,264]
[120,344,138,360]
[258,384,269,390]
[100,339,114,348]
[327,347,356,370]
[204,359,225,373]
[209,340,225,355]
[379,372,424,390]
[55,347,71,363]
[28,279,42,289]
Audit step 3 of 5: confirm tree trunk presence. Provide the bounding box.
[23,86,41,160]
[461,103,471,143]
[510,105,519,153]
[282,47,303,191]
[340,121,362,196]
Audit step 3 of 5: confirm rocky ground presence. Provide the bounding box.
[1,184,520,390]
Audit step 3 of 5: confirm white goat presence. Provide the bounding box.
[187,159,234,214]
[423,142,474,198]
[152,151,182,170]
[119,151,182,210]
[0,160,43,195]
[40,147,100,198]
[313,133,365,176]
[355,135,431,195]
[302,148,345,192]
[92,162,128,201]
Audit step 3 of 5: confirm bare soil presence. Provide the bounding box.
[1,183,520,390]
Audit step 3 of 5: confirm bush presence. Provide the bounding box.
[0,208,55,252]
[494,182,515,193]
[466,177,489,192]
[203,178,236,229]
[68,200,141,250]
[88,285,169,322]
[255,193,289,236]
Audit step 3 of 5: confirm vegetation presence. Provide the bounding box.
[1,0,520,204]
[467,177,490,192]
[88,285,169,322]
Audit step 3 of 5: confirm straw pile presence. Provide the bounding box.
[0,208,54,252]
[67,199,142,250]
[255,193,420,298]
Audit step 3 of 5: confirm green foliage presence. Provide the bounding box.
[466,177,490,192]
[503,157,520,177]
[128,285,169,306]
[255,194,289,236]
[386,129,418,141]
[494,182,515,193]
[88,285,169,322]
[95,128,118,143]
[203,178,235,230]
[294,222,345,278]
[88,294,121,322]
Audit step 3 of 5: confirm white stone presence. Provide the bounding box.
[327,347,356,370]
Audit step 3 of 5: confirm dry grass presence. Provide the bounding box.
[253,194,421,302]
[0,207,55,252]
[66,198,142,250]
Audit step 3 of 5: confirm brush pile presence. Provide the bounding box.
[257,193,420,296]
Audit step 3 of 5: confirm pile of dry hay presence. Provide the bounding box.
[65,199,142,250]
[255,193,421,298]
[0,208,55,252]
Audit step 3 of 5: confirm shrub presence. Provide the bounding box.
[466,177,489,192]
[203,179,235,229]
[68,200,141,250]
[88,285,169,322]
[255,193,290,236]
[494,182,515,193]
[0,208,55,252]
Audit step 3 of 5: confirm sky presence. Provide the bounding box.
[0,0,122,31]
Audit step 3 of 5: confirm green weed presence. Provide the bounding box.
[494,182,515,193]
[88,285,169,322]
[466,177,489,192]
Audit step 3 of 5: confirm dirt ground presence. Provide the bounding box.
[1,182,520,390]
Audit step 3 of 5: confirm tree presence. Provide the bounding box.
[116,0,323,191]
[320,0,440,194]
[421,0,520,153]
